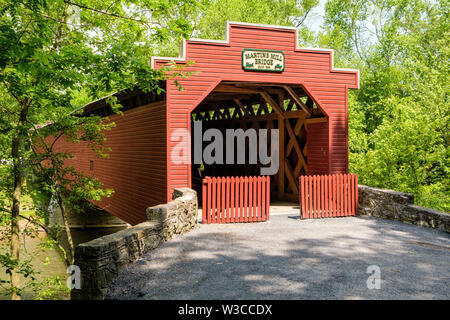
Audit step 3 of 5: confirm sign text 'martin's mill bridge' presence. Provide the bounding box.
[242,49,285,72]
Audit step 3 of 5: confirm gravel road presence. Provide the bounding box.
[106,215,450,300]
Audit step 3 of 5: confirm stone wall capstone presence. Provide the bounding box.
[358,185,449,233]
[146,187,198,240]
[71,188,198,300]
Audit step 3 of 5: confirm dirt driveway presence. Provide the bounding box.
[106,213,450,300]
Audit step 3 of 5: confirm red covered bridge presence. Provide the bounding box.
[56,21,359,225]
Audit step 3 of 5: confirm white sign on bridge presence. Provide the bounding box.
[242,49,285,72]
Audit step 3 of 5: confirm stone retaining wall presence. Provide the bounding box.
[358,185,449,233]
[71,188,197,300]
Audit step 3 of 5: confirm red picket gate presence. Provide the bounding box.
[299,174,358,219]
[202,176,270,224]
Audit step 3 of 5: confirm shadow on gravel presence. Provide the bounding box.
[106,216,450,300]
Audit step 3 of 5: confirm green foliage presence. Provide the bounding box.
[32,275,69,300]
[193,0,319,42]
[0,0,200,298]
[0,230,71,299]
[323,0,449,211]
[0,252,38,296]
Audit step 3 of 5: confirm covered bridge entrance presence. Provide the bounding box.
[55,21,359,225]
[153,22,358,211]
[190,81,328,203]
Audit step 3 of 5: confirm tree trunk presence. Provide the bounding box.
[9,100,30,300]
[57,193,75,265]
[10,135,22,300]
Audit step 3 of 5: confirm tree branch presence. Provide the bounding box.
[18,214,70,266]
[51,3,68,51]
[64,1,155,25]
[39,12,88,28]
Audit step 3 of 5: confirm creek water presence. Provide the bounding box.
[0,226,126,300]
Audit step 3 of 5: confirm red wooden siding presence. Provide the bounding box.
[153,22,358,200]
[306,121,329,175]
[202,176,270,224]
[54,101,167,225]
[299,174,358,219]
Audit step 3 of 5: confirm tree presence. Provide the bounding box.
[0,0,198,299]
[321,0,449,211]
[193,0,319,44]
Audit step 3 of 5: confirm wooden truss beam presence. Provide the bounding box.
[215,84,262,94]
[283,85,311,117]
[284,159,299,195]
[306,117,327,124]
[211,105,225,119]
[202,110,313,124]
[259,90,285,116]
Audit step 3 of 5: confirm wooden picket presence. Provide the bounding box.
[202,176,270,224]
[299,174,358,219]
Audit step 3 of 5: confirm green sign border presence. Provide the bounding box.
[242,49,285,73]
